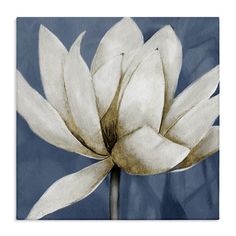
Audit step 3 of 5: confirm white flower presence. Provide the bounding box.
[17,18,219,219]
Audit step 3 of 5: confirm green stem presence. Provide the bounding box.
[109,165,120,220]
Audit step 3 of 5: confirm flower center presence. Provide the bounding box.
[101,118,117,154]
[100,95,119,153]
[101,53,126,154]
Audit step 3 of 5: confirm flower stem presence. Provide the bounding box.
[109,165,120,220]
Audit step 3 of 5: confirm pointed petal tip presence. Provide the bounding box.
[211,65,220,79]
[121,17,131,21]
[214,64,219,71]
[39,24,67,52]
[39,24,46,30]
[26,212,37,220]
[159,25,181,44]
[76,30,86,42]
[16,70,26,85]
[208,65,219,76]
[39,24,52,35]
[118,17,143,40]
[205,65,220,83]
[16,69,22,77]
[162,24,174,32]
[91,16,143,74]
[120,17,135,24]
[70,31,86,51]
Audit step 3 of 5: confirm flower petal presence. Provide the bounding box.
[39,26,89,138]
[172,126,219,172]
[27,158,114,219]
[117,51,165,137]
[193,126,219,157]
[91,17,143,74]
[17,70,105,159]
[39,25,69,122]
[64,33,107,155]
[93,55,122,119]
[120,25,182,110]
[161,66,219,134]
[112,126,190,175]
[165,95,219,149]
[121,49,138,73]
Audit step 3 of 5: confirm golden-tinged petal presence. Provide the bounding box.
[17,70,106,159]
[165,95,219,149]
[112,126,190,175]
[64,33,108,156]
[193,126,219,157]
[93,55,122,119]
[91,17,143,75]
[117,51,165,137]
[161,66,219,134]
[172,126,219,172]
[27,158,114,219]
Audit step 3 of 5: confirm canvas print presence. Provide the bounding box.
[17,17,219,220]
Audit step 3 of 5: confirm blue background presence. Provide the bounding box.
[17,17,219,220]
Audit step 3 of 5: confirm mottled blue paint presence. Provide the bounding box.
[17,17,219,220]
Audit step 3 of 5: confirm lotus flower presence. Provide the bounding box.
[17,17,219,220]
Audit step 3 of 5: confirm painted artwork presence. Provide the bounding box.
[17,17,219,220]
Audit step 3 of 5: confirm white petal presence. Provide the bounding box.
[39,25,69,122]
[64,33,107,155]
[172,126,219,172]
[121,49,138,73]
[161,66,219,134]
[120,25,182,110]
[166,95,219,149]
[91,17,143,74]
[117,51,165,137]
[93,55,122,118]
[193,126,219,157]
[39,26,86,137]
[112,126,190,175]
[27,158,114,219]
[17,70,105,159]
